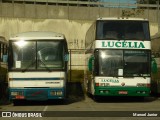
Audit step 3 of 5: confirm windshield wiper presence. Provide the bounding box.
[38,59,52,72]
[22,60,36,72]
[138,73,150,78]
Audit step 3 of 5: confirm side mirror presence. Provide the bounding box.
[3,55,8,63]
[88,56,94,71]
[151,58,158,74]
[64,54,69,62]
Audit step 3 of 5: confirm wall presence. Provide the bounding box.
[0,17,158,49]
[0,3,159,49]
[0,17,92,49]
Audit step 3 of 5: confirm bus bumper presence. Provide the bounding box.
[9,88,65,100]
[94,86,150,97]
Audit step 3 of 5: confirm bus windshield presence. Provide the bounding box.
[9,40,65,71]
[98,50,150,77]
[96,20,150,40]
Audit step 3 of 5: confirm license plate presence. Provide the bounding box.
[119,91,128,95]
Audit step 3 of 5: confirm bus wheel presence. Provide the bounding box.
[133,96,145,102]
[138,97,145,101]
[60,99,67,105]
[93,95,101,102]
[13,100,21,106]
[86,92,93,98]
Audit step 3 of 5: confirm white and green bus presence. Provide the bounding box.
[8,31,69,104]
[85,17,152,98]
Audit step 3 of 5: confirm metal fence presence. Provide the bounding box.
[0,0,159,22]
[1,0,138,8]
[1,0,160,9]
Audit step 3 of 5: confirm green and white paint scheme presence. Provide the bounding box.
[85,17,152,98]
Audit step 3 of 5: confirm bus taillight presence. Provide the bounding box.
[146,84,150,88]
[95,83,99,86]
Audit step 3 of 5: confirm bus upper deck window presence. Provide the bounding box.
[105,31,118,39]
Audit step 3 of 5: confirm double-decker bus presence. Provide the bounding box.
[85,17,152,99]
[8,31,69,105]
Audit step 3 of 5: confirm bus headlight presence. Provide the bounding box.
[57,91,63,95]
[50,91,63,96]
[11,92,18,96]
[99,83,110,86]
[50,91,57,96]
[11,91,23,96]
[137,83,150,87]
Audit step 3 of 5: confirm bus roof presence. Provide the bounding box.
[97,17,148,21]
[10,31,65,41]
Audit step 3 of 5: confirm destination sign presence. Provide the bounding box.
[95,40,151,49]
